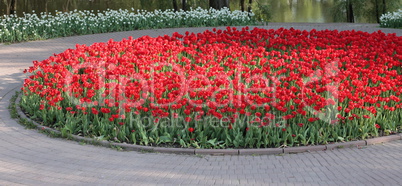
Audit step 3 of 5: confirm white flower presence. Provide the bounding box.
[380,9,402,21]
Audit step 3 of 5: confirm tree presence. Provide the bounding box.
[44,0,53,13]
[172,0,187,11]
[240,0,245,11]
[209,0,229,10]
[240,0,253,12]
[247,0,252,13]
[375,0,379,21]
[346,0,354,22]
[374,0,389,23]
[62,0,71,12]
[3,0,17,15]
[172,0,178,11]
[182,0,187,11]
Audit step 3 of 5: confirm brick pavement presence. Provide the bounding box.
[0,23,401,185]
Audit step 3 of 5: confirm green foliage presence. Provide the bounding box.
[331,0,401,23]
[251,0,271,22]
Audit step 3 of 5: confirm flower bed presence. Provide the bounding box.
[0,7,255,43]
[21,27,402,149]
[380,9,402,28]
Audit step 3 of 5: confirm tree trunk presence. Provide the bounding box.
[182,0,186,11]
[240,0,245,12]
[209,0,229,10]
[382,0,386,14]
[375,0,380,23]
[63,0,71,12]
[3,0,10,15]
[10,0,16,14]
[172,0,178,11]
[3,0,17,15]
[247,0,252,13]
[45,0,49,13]
[346,0,354,23]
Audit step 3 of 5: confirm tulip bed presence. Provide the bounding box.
[21,27,402,149]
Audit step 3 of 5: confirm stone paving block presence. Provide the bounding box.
[1,24,402,186]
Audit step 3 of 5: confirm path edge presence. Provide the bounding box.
[13,91,402,156]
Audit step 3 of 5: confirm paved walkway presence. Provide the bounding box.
[0,23,401,185]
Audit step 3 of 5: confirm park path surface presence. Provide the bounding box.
[0,23,401,185]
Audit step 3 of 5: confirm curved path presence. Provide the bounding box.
[1,23,401,185]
